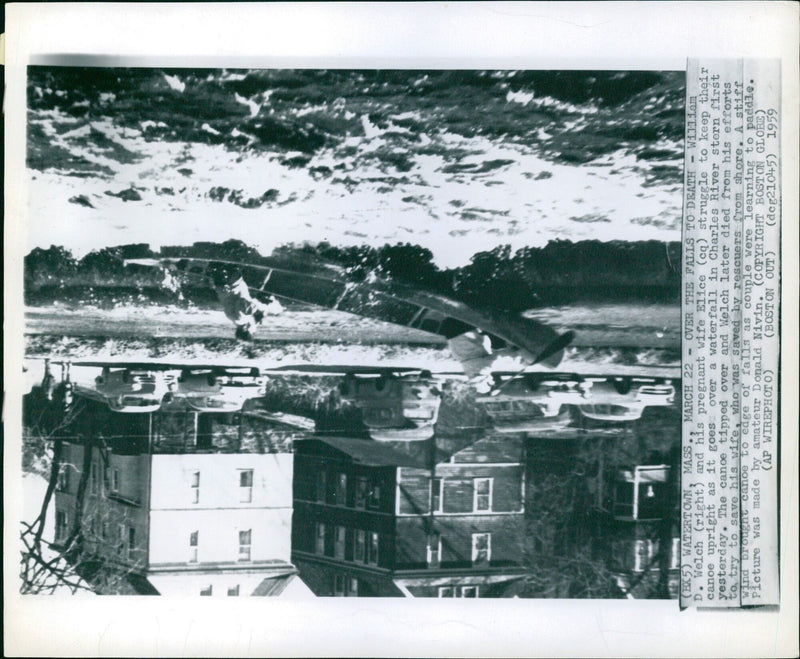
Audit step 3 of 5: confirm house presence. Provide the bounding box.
[611,465,671,522]
[604,465,680,599]
[290,434,527,597]
[51,390,313,597]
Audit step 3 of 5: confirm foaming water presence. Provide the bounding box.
[27,68,684,267]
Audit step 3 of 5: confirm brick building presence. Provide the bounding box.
[291,434,527,597]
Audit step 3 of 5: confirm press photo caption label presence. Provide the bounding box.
[681,58,780,608]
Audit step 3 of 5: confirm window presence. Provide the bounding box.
[334,575,358,597]
[239,469,253,503]
[315,470,327,503]
[189,531,199,563]
[426,533,442,568]
[355,477,368,509]
[367,484,381,510]
[471,533,491,564]
[474,478,492,512]
[366,531,379,566]
[101,521,109,540]
[55,510,68,542]
[334,473,347,506]
[670,537,680,570]
[636,482,665,520]
[239,529,252,561]
[200,585,213,596]
[334,526,346,560]
[227,585,240,596]
[111,468,121,493]
[190,471,200,504]
[439,585,479,598]
[315,522,326,555]
[117,524,126,556]
[90,462,100,495]
[633,539,655,572]
[333,574,346,597]
[430,478,443,513]
[128,526,136,557]
[354,529,366,562]
[57,465,70,491]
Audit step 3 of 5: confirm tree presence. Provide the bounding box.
[376,243,439,288]
[21,382,94,594]
[522,547,620,599]
[451,244,538,311]
[77,244,156,279]
[24,245,78,289]
[522,436,618,598]
[522,425,680,600]
[20,376,145,595]
[77,248,125,277]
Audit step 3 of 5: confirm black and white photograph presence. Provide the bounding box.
[21,65,684,599]
[5,3,797,658]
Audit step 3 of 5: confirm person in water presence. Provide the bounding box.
[213,270,283,340]
[448,329,521,391]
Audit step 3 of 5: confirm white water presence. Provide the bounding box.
[28,111,682,268]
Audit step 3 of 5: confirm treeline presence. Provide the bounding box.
[302,240,682,308]
[24,238,681,309]
[24,243,158,286]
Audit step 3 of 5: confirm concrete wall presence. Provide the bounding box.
[148,453,294,566]
[149,507,292,565]
[149,453,293,510]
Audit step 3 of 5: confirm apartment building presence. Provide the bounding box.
[291,434,527,597]
[52,392,311,597]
